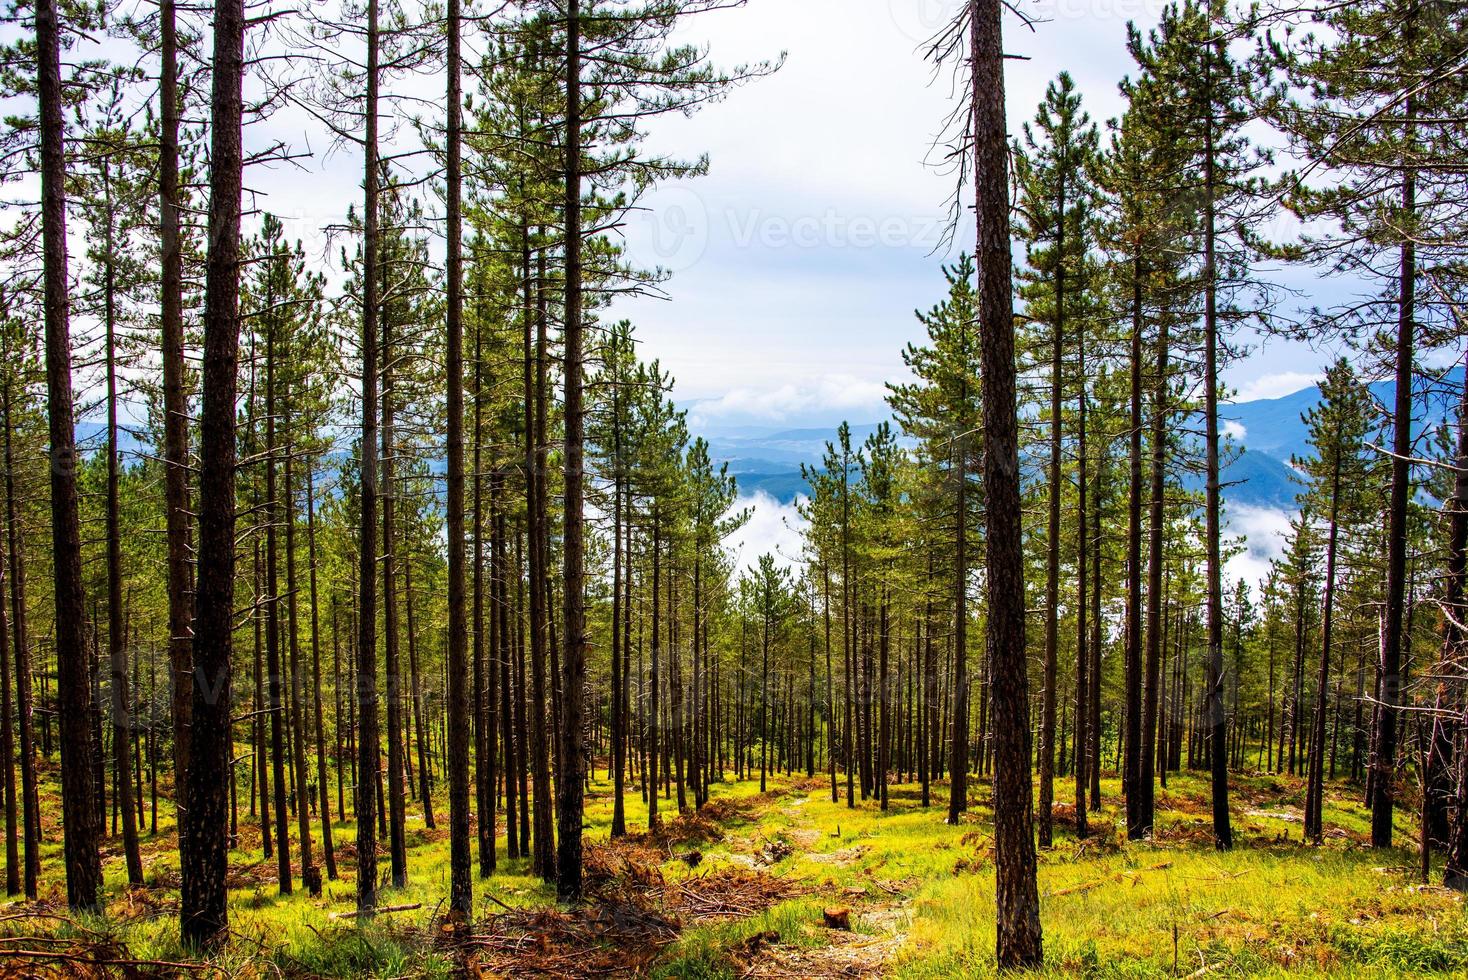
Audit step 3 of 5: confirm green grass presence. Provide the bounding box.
[4,759,1466,977]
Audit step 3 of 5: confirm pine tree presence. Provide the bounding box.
[1295,359,1375,840]
[1268,0,1468,848]
[34,0,103,913]
[969,0,1041,963]
[887,255,981,824]
[180,0,245,942]
[1015,71,1099,846]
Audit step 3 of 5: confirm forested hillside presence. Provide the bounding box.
[0,0,1466,975]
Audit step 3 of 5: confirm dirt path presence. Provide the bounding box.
[712,783,912,979]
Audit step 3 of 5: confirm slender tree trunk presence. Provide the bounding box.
[1141,315,1170,836]
[826,565,838,803]
[38,0,102,912]
[1305,455,1343,841]
[355,0,383,912]
[610,411,626,836]
[878,590,891,810]
[404,559,432,826]
[1039,227,1063,846]
[285,428,315,889]
[159,0,194,827]
[843,451,855,810]
[650,515,662,828]
[1090,455,1104,808]
[103,222,144,884]
[1202,72,1232,851]
[306,467,336,880]
[1124,254,1144,840]
[380,291,407,888]
[947,375,970,822]
[443,0,471,910]
[1442,373,1468,889]
[1373,93,1415,850]
[5,384,38,899]
[474,332,496,875]
[265,317,292,895]
[179,0,244,937]
[1074,332,1089,837]
[0,526,12,895]
[523,245,554,882]
[972,0,1042,964]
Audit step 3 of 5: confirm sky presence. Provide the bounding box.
[586,0,1362,584]
[604,0,1337,437]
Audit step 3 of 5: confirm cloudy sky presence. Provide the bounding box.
[603,0,1337,436]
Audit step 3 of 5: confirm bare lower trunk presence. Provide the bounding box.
[179,0,244,940]
[38,0,102,912]
[972,0,1042,965]
[355,0,383,913]
[557,0,588,893]
[444,0,471,912]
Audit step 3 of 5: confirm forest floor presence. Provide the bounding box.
[0,760,1464,977]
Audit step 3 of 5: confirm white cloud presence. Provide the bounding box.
[724,491,809,574]
[689,374,893,428]
[1231,372,1321,403]
[1225,503,1294,594]
[1222,420,1248,442]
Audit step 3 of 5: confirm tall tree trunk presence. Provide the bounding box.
[306,467,336,880]
[5,383,39,899]
[1089,453,1104,809]
[1202,63,1232,851]
[104,214,143,885]
[473,328,495,876]
[285,426,315,889]
[1443,377,1468,888]
[557,0,587,891]
[179,0,243,938]
[1305,454,1343,841]
[1040,225,1063,847]
[443,0,470,911]
[38,0,103,912]
[878,590,891,810]
[380,290,407,888]
[947,376,969,822]
[1124,254,1144,840]
[1141,315,1170,836]
[523,240,554,881]
[265,315,292,895]
[499,486,519,860]
[158,0,194,824]
[404,559,432,826]
[827,564,839,804]
[610,410,626,836]
[842,447,856,810]
[650,516,662,827]
[1074,327,1089,838]
[355,0,382,913]
[972,0,1042,965]
[1373,91,1415,850]
[0,515,13,895]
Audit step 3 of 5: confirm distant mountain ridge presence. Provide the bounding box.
[704,366,1466,512]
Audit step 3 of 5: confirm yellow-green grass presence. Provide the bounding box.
[5,757,1466,977]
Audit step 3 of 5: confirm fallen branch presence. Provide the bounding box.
[328,902,422,921]
[0,948,215,972]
